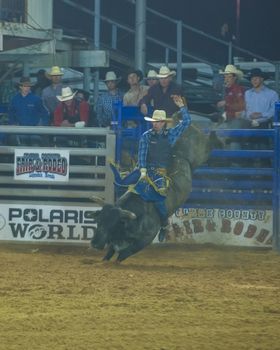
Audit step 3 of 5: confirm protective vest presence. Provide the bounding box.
[147,130,171,168]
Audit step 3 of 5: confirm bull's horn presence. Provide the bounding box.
[89,195,105,206]
[120,209,137,220]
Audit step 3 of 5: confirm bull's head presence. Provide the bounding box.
[90,203,137,250]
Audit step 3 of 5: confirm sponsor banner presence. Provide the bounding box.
[168,207,273,247]
[14,149,69,182]
[0,204,99,243]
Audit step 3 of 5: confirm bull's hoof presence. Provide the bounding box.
[158,227,167,242]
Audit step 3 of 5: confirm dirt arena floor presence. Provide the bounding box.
[0,242,280,350]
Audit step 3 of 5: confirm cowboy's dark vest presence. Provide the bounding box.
[62,101,80,124]
[147,130,171,168]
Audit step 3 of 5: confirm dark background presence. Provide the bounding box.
[54,0,280,61]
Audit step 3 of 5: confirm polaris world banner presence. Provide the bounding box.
[14,149,70,182]
[0,204,99,243]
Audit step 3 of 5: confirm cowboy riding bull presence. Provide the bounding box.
[90,95,219,262]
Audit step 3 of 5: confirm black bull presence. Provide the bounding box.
[90,124,220,262]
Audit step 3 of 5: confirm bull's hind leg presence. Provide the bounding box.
[103,245,115,261]
[116,240,149,262]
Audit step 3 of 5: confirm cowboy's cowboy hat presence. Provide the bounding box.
[47,66,64,78]
[144,109,172,122]
[219,64,243,79]
[56,87,77,102]
[156,65,176,78]
[17,77,34,87]
[103,71,121,82]
[146,70,158,80]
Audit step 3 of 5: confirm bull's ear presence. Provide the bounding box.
[120,209,137,220]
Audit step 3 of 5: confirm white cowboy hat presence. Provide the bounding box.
[56,87,77,102]
[103,71,121,82]
[219,64,243,79]
[47,66,64,77]
[156,65,176,78]
[146,70,158,79]
[144,110,172,122]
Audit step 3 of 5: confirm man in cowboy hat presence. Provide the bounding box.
[96,71,123,127]
[8,77,49,145]
[217,64,248,150]
[110,95,190,241]
[42,66,64,122]
[140,65,184,116]
[53,87,89,127]
[245,68,279,128]
[53,86,90,146]
[145,69,158,88]
[123,69,148,106]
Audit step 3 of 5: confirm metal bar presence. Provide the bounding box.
[273,102,280,251]
[176,20,182,84]
[111,24,117,50]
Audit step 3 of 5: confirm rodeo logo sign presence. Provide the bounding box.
[0,204,98,243]
[14,149,69,182]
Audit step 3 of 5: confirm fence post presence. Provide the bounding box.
[273,102,280,251]
[176,20,182,85]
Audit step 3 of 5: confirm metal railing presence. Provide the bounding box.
[59,0,280,93]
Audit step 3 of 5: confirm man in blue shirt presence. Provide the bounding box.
[8,76,49,145]
[96,71,123,127]
[245,68,279,128]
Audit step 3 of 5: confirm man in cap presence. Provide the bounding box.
[8,77,49,145]
[140,65,184,116]
[110,95,191,241]
[96,71,123,127]
[123,69,148,106]
[42,66,64,122]
[245,68,279,128]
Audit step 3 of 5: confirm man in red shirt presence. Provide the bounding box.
[217,65,249,150]
[53,87,90,147]
[54,87,89,127]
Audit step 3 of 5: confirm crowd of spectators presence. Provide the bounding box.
[0,63,279,154]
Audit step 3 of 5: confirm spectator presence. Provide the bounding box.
[96,71,123,127]
[53,87,90,147]
[54,87,89,127]
[123,69,148,106]
[245,68,279,128]
[145,70,158,88]
[42,66,64,122]
[217,64,248,150]
[245,68,279,152]
[218,22,236,65]
[8,77,49,145]
[140,65,184,116]
[32,69,50,97]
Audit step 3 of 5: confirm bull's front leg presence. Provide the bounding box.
[103,245,115,261]
[116,240,149,262]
